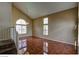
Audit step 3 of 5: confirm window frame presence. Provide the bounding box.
[16,19,27,34]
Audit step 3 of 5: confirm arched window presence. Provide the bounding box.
[16,19,29,34]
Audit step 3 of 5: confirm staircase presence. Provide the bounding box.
[0,39,17,54]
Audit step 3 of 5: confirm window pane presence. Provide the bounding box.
[16,25,27,34]
[21,26,27,34]
[44,25,48,30]
[43,25,48,31]
[22,26,26,30]
[43,17,48,24]
[21,29,26,34]
[43,30,48,35]
[43,25,48,35]
[16,25,22,34]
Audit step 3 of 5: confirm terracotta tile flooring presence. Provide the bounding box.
[20,36,76,54]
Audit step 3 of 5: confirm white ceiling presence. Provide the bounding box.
[14,2,77,19]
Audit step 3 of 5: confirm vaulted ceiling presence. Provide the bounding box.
[13,2,77,19]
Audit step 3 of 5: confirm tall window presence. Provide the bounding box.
[43,17,48,35]
[16,19,28,34]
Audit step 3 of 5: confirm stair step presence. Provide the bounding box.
[0,39,17,54]
[0,40,13,46]
[0,47,16,53]
[0,44,14,50]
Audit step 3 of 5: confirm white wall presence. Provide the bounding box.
[0,2,12,40]
[33,8,77,45]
